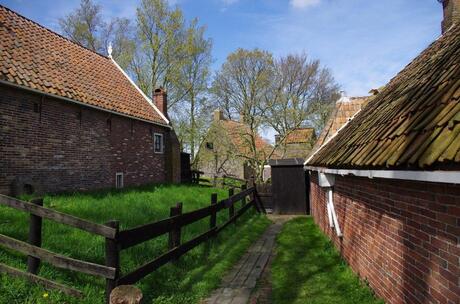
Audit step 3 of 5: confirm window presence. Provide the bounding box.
[206,142,214,150]
[116,173,124,189]
[154,133,164,153]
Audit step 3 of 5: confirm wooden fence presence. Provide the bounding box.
[0,186,263,303]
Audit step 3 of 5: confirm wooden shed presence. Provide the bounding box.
[268,158,309,215]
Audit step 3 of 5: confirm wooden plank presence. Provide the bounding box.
[119,217,174,250]
[119,204,217,250]
[0,263,84,298]
[104,221,120,303]
[0,195,116,239]
[210,193,218,231]
[168,203,182,251]
[216,200,255,234]
[0,234,116,279]
[27,198,43,274]
[224,187,254,208]
[118,228,216,285]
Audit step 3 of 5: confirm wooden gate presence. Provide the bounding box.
[255,183,272,212]
[268,158,309,215]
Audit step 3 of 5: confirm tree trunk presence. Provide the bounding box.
[190,93,196,162]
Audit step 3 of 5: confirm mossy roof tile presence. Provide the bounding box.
[308,24,460,170]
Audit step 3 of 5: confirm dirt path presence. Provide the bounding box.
[203,215,297,304]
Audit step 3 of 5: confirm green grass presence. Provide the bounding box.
[271,217,384,304]
[0,184,270,304]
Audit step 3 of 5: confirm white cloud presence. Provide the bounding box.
[290,0,321,9]
[221,0,239,5]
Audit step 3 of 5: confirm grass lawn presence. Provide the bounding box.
[271,217,384,304]
[0,184,270,304]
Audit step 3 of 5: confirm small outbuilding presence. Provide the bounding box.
[269,158,309,215]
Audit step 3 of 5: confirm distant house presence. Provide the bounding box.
[310,94,369,155]
[195,109,276,180]
[305,2,460,303]
[0,5,181,195]
[275,128,316,159]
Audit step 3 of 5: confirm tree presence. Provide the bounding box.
[59,0,105,52]
[211,50,339,180]
[134,0,187,102]
[211,48,275,180]
[173,19,213,160]
[268,53,339,157]
[59,0,134,65]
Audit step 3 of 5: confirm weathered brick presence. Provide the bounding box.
[310,172,460,304]
[0,85,169,195]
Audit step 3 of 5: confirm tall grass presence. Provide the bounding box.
[0,184,270,304]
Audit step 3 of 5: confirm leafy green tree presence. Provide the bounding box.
[134,0,187,102]
[59,0,134,66]
[173,19,213,160]
[211,48,275,180]
[59,0,103,52]
[268,53,340,157]
[211,49,339,179]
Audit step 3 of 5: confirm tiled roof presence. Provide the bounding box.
[308,24,460,170]
[312,96,369,150]
[283,128,316,144]
[0,5,167,125]
[222,120,279,159]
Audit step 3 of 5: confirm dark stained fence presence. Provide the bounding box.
[0,187,262,303]
[0,194,118,299]
[255,183,272,211]
[116,186,258,286]
[180,152,192,183]
[269,158,309,215]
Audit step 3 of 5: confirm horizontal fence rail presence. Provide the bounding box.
[118,201,227,250]
[0,263,84,298]
[0,234,116,279]
[0,194,116,238]
[115,186,259,289]
[118,227,217,285]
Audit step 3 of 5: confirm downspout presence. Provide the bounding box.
[318,173,343,238]
[327,187,342,237]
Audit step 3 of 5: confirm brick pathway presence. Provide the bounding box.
[204,216,296,304]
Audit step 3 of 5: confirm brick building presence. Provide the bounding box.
[0,6,181,195]
[305,2,460,303]
[275,128,316,159]
[311,94,369,154]
[196,109,277,180]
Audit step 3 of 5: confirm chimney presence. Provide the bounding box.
[213,109,225,122]
[441,0,460,33]
[154,88,168,118]
[275,134,281,145]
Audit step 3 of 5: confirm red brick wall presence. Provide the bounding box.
[0,84,168,195]
[310,171,459,304]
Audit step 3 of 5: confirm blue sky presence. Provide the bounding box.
[1,0,442,96]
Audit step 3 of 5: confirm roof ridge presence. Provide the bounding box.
[0,4,108,60]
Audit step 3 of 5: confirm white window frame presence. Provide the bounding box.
[115,172,124,189]
[154,133,164,154]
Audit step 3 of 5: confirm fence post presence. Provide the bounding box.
[254,185,266,214]
[210,193,217,232]
[248,177,260,213]
[241,184,247,207]
[169,202,183,250]
[105,220,120,304]
[228,188,235,224]
[27,198,43,274]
